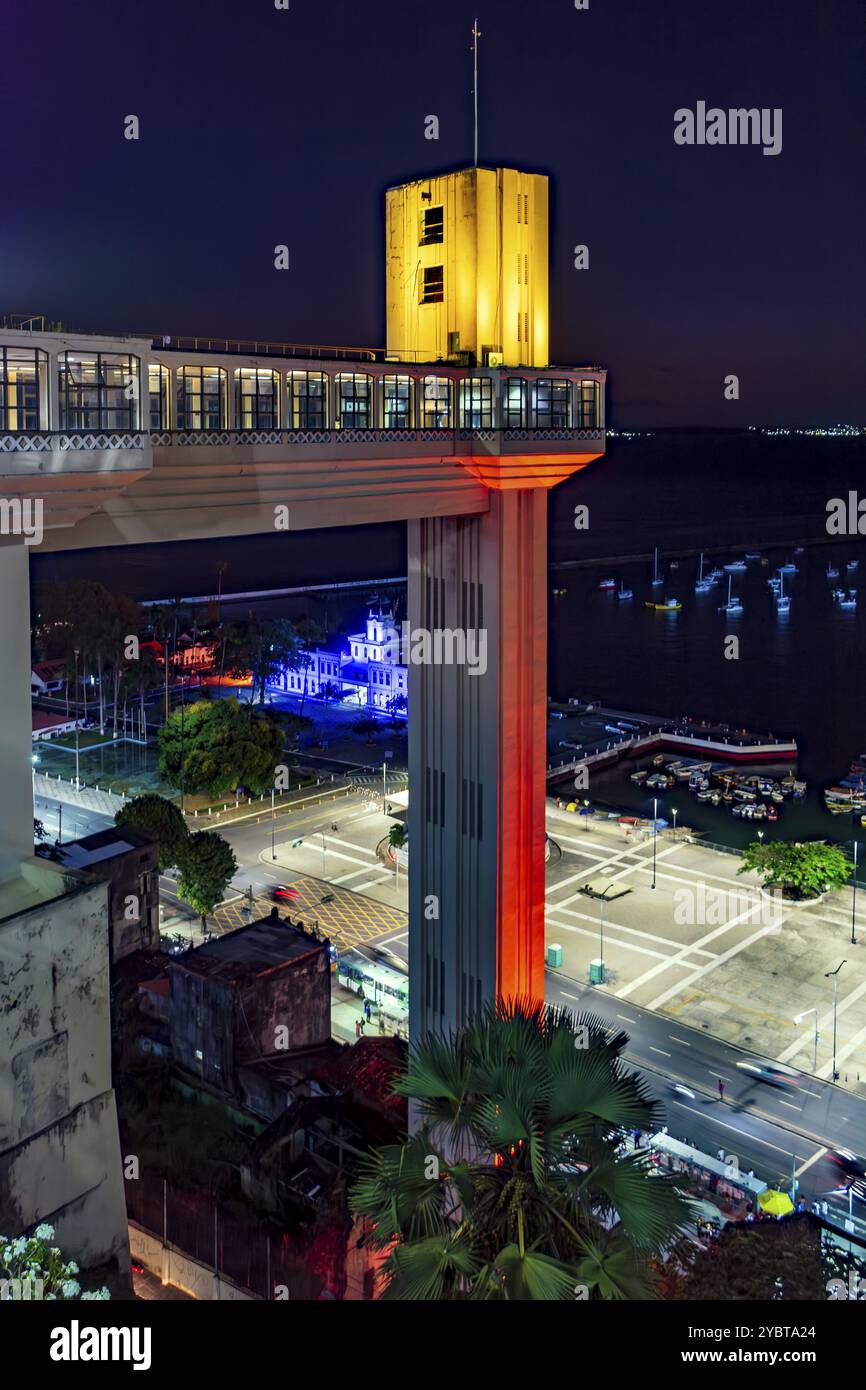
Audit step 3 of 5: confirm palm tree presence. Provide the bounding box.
[351,1000,691,1300]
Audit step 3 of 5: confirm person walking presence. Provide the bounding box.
[355,1018,361,1040]
[364,998,372,1023]
[718,1079,726,1102]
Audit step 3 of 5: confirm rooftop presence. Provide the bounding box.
[171,908,327,981]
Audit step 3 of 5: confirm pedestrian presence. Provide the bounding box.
[364,998,371,1022]
[821,1200,829,1219]
[633,1129,641,1149]
[355,1018,361,1040]
[718,1079,726,1102]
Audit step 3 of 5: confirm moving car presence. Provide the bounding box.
[270,884,301,902]
[735,1060,800,1089]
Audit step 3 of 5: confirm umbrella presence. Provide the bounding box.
[757,1188,794,1217]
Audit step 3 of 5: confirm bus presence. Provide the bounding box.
[337,949,409,1024]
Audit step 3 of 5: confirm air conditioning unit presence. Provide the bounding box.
[484,350,504,368]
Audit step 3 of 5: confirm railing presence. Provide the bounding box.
[151,334,380,363]
[0,430,145,452]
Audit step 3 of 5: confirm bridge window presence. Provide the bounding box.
[577,379,601,429]
[421,376,452,429]
[381,375,413,429]
[460,376,495,429]
[236,368,279,429]
[176,366,226,431]
[288,372,327,430]
[149,365,169,430]
[0,347,46,431]
[503,378,527,428]
[420,206,444,245]
[59,352,140,431]
[420,265,444,304]
[335,373,372,429]
[531,378,571,429]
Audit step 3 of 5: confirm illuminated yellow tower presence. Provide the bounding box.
[385,166,549,368]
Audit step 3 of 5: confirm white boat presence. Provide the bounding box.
[695,552,715,592]
[723,560,748,572]
[827,564,840,579]
[779,561,798,574]
[617,583,633,600]
[719,574,743,615]
[848,559,860,570]
[776,570,791,614]
[839,592,857,610]
[651,546,664,587]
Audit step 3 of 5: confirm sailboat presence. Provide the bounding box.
[723,558,748,573]
[617,581,633,600]
[839,590,857,610]
[776,569,790,614]
[719,574,743,614]
[695,552,714,592]
[651,546,664,587]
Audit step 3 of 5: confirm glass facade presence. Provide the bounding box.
[288,371,327,429]
[530,378,571,429]
[503,378,527,428]
[335,373,372,429]
[149,364,169,430]
[176,366,226,430]
[59,352,140,431]
[421,376,452,429]
[382,374,413,429]
[577,378,601,429]
[236,368,279,429]
[0,347,46,431]
[459,376,495,429]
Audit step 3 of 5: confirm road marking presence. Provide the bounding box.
[777,1099,802,1112]
[668,1101,804,1158]
[649,1046,671,1057]
[795,1147,827,1178]
[669,1036,692,1046]
[616,1013,636,1023]
[559,991,582,1002]
[641,918,788,1010]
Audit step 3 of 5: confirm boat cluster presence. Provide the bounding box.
[630,755,806,822]
[824,757,866,816]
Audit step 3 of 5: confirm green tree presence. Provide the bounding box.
[351,1001,691,1300]
[177,830,237,929]
[291,616,325,720]
[738,840,852,900]
[115,793,189,871]
[388,823,408,851]
[157,697,284,798]
[352,716,379,742]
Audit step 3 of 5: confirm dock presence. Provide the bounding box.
[546,701,797,784]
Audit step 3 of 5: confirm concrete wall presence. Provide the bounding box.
[128,1222,255,1301]
[0,875,129,1273]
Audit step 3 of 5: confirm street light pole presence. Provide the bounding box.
[271,786,276,861]
[651,796,658,889]
[599,885,613,982]
[672,806,678,841]
[825,960,847,1082]
[74,647,81,790]
[382,760,387,815]
[321,832,327,875]
[851,839,859,946]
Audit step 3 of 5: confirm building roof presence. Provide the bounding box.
[54,826,156,868]
[32,708,76,732]
[32,659,66,681]
[171,909,326,981]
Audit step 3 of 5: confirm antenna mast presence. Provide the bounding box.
[471,18,481,166]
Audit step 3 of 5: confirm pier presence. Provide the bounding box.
[546,701,797,784]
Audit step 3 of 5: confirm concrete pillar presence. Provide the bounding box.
[408,487,547,1040]
[0,543,35,876]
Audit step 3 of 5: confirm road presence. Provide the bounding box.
[546,970,866,1232]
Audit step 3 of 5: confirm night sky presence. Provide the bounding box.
[4,0,864,427]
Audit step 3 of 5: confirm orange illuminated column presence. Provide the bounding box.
[407,455,596,1041]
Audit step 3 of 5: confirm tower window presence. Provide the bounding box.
[420,266,444,304]
[420,206,444,245]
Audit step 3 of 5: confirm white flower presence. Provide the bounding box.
[33,1224,54,1241]
[66,1261,79,1274]
[60,1279,81,1298]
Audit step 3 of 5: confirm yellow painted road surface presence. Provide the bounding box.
[213,875,407,952]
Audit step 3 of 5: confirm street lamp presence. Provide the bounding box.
[73,648,82,790]
[651,796,658,888]
[825,960,847,1082]
[794,1008,820,1074]
[583,797,590,831]
[382,761,388,816]
[851,839,859,946]
[672,806,678,841]
[271,786,276,861]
